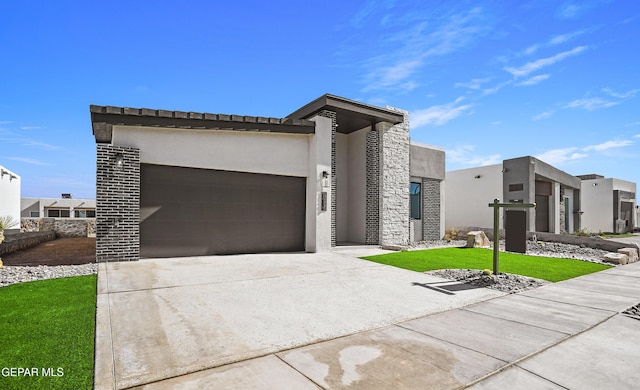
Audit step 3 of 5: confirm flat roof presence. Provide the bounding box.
[288,94,405,134]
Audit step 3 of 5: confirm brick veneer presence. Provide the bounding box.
[96,144,140,262]
[317,110,338,247]
[422,178,441,240]
[365,129,380,244]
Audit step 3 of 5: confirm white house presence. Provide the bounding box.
[21,195,97,219]
[578,174,636,233]
[446,156,581,234]
[91,94,445,262]
[0,165,21,229]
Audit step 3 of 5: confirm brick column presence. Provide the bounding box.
[422,178,441,240]
[317,110,337,247]
[365,128,380,244]
[96,145,140,262]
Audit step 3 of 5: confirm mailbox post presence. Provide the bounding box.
[488,199,535,275]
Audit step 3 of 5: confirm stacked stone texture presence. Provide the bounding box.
[21,218,95,238]
[422,178,441,240]
[379,107,410,246]
[0,231,56,256]
[96,145,140,262]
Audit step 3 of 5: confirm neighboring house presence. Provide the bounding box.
[578,174,637,233]
[0,165,21,229]
[446,156,581,234]
[90,94,445,262]
[21,195,97,219]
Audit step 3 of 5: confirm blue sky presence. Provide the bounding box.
[1,0,639,199]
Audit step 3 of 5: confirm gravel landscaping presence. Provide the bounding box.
[414,239,616,293]
[0,263,98,288]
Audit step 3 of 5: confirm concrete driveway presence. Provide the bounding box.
[95,249,504,389]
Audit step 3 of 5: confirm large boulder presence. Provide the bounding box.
[467,231,491,248]
[603,252,629,265]
[618,248,639,263]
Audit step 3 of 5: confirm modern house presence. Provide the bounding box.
[578,174,636,233]
[21,195,97,219]
[446,156,581,234]
[91,94,445,262]
[0,165,21,229]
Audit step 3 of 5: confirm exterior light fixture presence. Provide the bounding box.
[474,175,481,179]
[115,153,124,169]
[0,169,7,178]
[321,171,330,189]
[592,183,598,186]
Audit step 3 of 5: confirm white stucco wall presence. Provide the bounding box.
[580,178,614,233]
[113,126,309,177]
[445,164,503,229]
[335,128,367,243]
[0,165,21,228]
[306,116,332,252]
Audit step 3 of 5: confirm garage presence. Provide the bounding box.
[140,164,306,258]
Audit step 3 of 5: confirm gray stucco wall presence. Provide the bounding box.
[410,143,445,181]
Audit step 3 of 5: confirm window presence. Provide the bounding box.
[410,182,421,219]
[47,209,70,218]
[30,211,40,217]
[509,183,524,192]
[74,210,96,218]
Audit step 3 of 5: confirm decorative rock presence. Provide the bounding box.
[618,248,639,263]
[467,231,491,248]
[603,252,629,265]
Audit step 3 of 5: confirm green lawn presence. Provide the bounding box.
[362,247,611,282]
[0,275,97,390]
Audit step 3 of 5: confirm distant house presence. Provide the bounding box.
[578,174,636,233]
[90,94,445,262]
[446,156,581,234]
[0,165,21,229]
[21,195,96,219]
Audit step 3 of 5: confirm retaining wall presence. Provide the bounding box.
[0,231,56,256]
[21,218,96,238]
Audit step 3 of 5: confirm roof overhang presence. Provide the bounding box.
[90,105,316,144]
[288,94,405,134]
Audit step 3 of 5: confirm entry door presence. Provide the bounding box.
[535,195,549,232]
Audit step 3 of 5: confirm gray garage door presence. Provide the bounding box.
[140,164,306,258]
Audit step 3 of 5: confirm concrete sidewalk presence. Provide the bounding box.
[95,251,640,389]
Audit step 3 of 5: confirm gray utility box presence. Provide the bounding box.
[505,210,527,253]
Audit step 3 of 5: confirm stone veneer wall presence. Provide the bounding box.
[378,108,410,245]
[422,178,441,240]
[96,145,140,262]
[317,110,338,247]
[365,129,380,244]
[559,185,566,234]
[21,217,96,238]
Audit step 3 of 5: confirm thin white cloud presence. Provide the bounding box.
[532,110,554,121]
[558,3,583,18]
[524,30,586,55]
[447,145,501,166]
[564,97,619,110]
[454,78,491,90]
[504,46,587,78]
[634,134,640,138]
[602,88,639,99]
[482,80,512,95]
[23,140,61,150]
[583,140,633,151]
[362,7,490,91]
[20,126,45,130]
[411,97,474,128]
[4,156,49,165]
[516,74,550,86]
[535,148,587,165]
[0,121,12,125]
